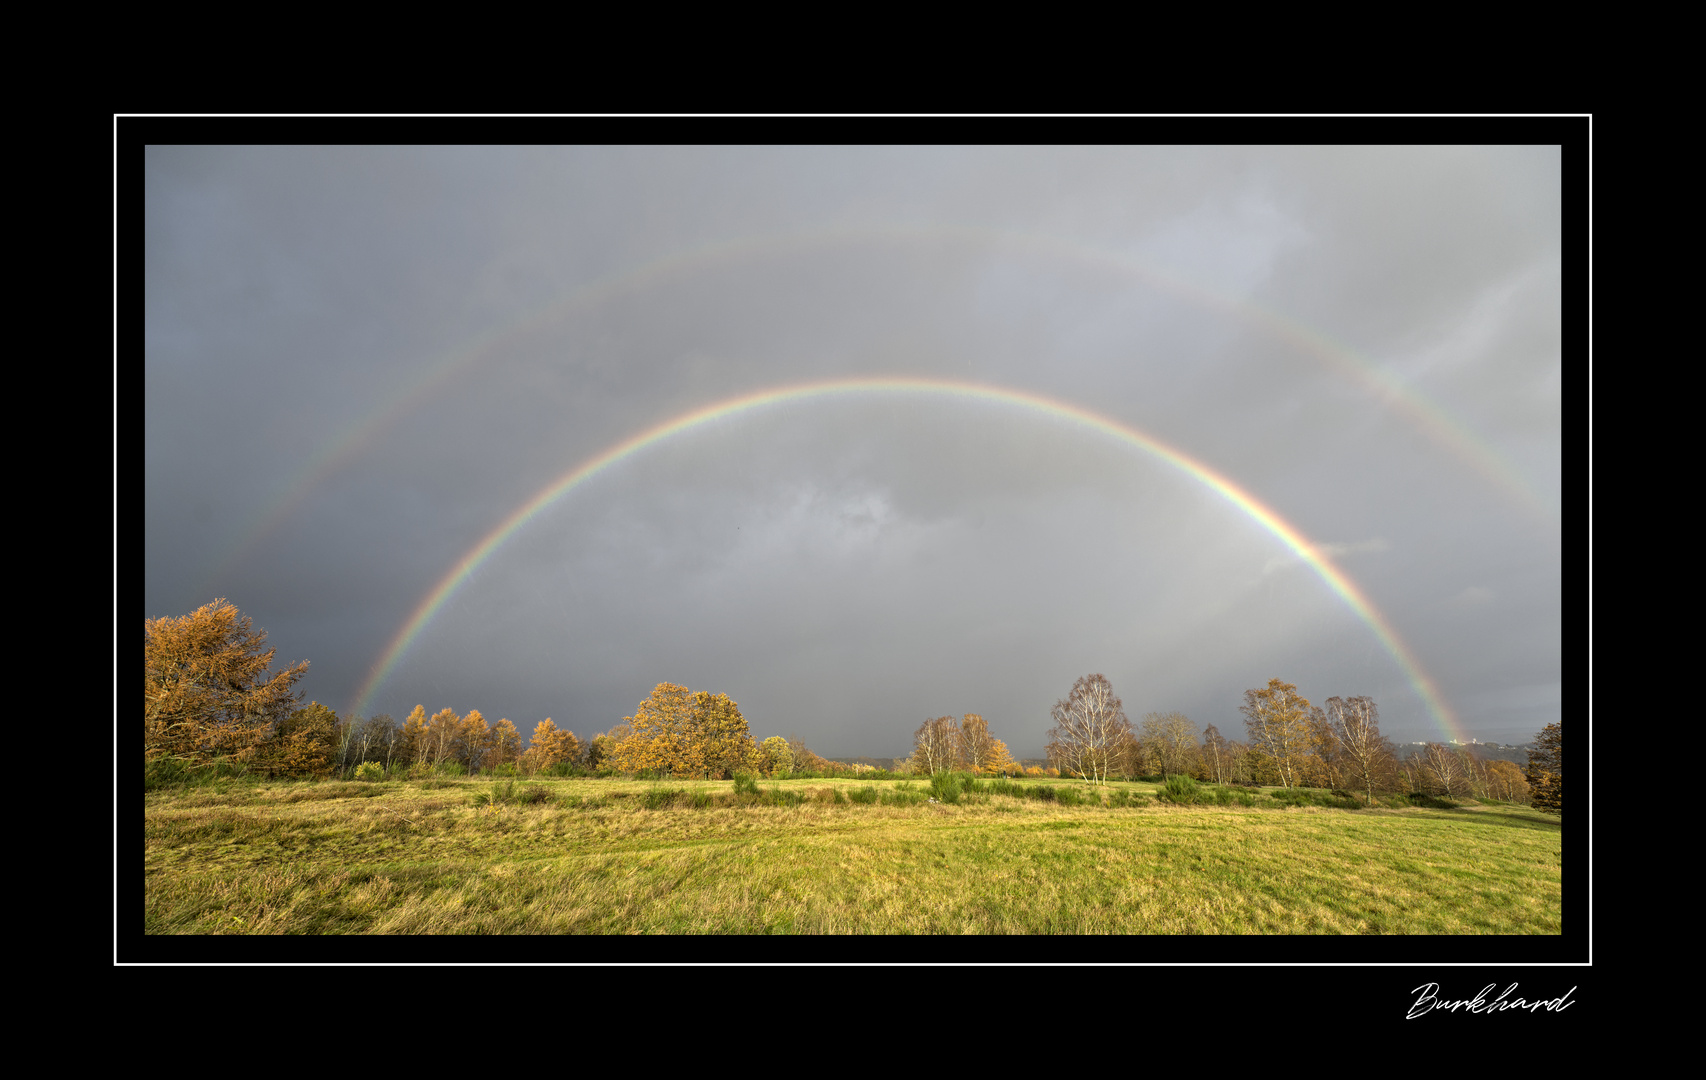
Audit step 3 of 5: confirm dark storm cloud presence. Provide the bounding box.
[145,144,1562,757]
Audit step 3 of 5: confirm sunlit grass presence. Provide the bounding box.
[144,776,1561,935]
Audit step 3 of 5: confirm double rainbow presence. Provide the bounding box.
[350,376,1462,741]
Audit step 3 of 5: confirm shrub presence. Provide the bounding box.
[353,761,385,782]
[1157,774,1202,805]
[1054,785,1087,807]
[929,771,965,805]
[848,785,880,804]
[732,771,760,796]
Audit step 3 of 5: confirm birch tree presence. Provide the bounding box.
[1322,695,1393,805]
[1240,678,1314,788]
[1046,674,1131,785]
[913,715,960,775]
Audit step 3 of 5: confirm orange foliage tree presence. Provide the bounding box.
[145,598,309,768]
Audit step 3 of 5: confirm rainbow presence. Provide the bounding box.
[198,225,1553,599]
[349,376,1464,742]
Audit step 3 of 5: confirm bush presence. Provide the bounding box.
[491,761,520,778]
[881,785,926,807]
[1054,785,1088,807]
[353,761,385,782]
[929,771,965,805]
[1157,774,1202,805]
[732,771,760,796]
[848,785,880,804]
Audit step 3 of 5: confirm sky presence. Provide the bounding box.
[142,143,1564,760]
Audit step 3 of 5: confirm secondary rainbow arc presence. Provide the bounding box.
[200,225,1553,601]
[351,377,1463,742]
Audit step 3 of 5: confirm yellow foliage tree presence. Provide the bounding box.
[424,707,461,767]
[1240,678,1314,788]
[487,718,522,771]
[398,705,429,766]
[144,598,309,768]
[684,691,758,779]
[530,718,582,771]
[458,708,490,772]
[253,700,339,778]
[610,683,696,775]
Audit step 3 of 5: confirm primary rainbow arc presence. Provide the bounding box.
[351,376,1462,742]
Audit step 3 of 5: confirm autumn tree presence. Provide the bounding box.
[987,737,1018,776]
[487,718,522,771]
[913,715,961,775]
[1047,674,1131,785]
[957,714,997,773]
[1200,725,1233,785]
[1321,696,1395,805]
[530,718,582,771]
[1140,711,1199,778]
[759,735,793,776]
[1486,758,1531,802]
[1525,722,1561,815]
[1240,678,1314,788]
[610,683,696,775]
[685,691,758,779]
[421,707,461,768]
[1421,742,1466,796]
[398,706,430,767]
[144,598,309,768]
[253,700,340,779]
[457,709,491,772]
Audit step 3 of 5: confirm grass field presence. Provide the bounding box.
[143,776,1562,936]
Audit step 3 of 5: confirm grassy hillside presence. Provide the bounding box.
[144,775,1561,936]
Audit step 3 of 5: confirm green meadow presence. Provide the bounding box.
[144,775,1561,935]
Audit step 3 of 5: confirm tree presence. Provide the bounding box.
[487,718,522,771]
[1047,674,1131,785]
[685,691,757,779]
[398,705,430,767]
[145,598,309,768]
[1240,678,1314,788]
[1486,758,1530,802]
[913,715,960,775]
[457,708,490,772]
[253,700,340,778]
[759,735,793,776]
[530,718,582,771]
[957,714,996,773]
[1321,696,1394,806]
[353,713,397,769]
[424,707,461,768]
[610,683,695,775]
[1200,724,1233,785]
[1526,722,1561,815]
[1140,711,1199,778]
[1421,742,1466,796]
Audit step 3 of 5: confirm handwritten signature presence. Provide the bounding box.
[1408,983,1576,1018]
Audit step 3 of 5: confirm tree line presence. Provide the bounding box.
[145,600,1561,811]
[146,600,856,782]
[1039,673,1557,809]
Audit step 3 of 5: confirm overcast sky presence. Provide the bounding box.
[143,143,1562,759]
